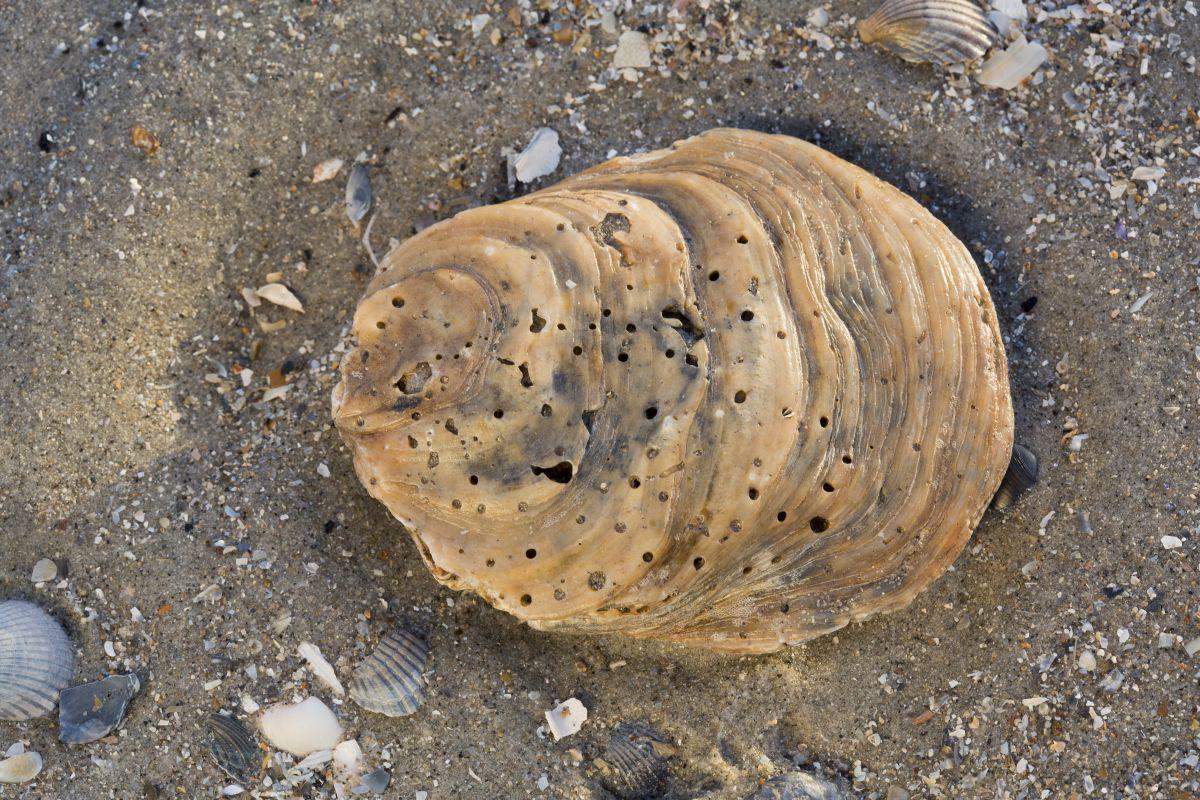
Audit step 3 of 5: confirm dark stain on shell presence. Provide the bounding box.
[205,712,261,783]
[595,722,676,800]
[992,442,1038,511]
[348,629,428,717]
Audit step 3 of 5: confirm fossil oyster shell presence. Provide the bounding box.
[348,629,428,717]
[859,0,1000,65]
[0,600,75,720]
[332,128,1014,654]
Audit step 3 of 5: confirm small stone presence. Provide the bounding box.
[30,559,57,583]
[806,7,830,28]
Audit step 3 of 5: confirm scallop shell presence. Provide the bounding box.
[205,713,262,783]
[0,600,75,720]
[595,723,675,799]
[332,128,1014,654]
[859,0,1000,65]
[348,629,428,717]
[991,442,1037,510]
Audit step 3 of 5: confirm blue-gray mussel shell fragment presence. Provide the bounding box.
[346,163,373,223]
[58,673,141,744]
[205,712,262,783]
[355,766,391,794]
[753,771,849,799]
[348,629,428,717]
[0,600,75,721]
[595,723,676,799]
[992,443,1039,510]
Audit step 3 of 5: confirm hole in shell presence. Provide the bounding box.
[644,406,658,420]
[810,516,829,533]
[572,345,583,356]
[819,416,830,428]
[469,475,479,485]
[525,548,537,559]
[734,390,747,404]
[823,482,835,493]
[617,352,629,362]
[777,511,787,522]
[693,557,704,570]
[520,594,532,606]
[375,320,387,330]
[842,454,853,464]
[396,362,432,395]
[529,309,547,333]
[748,487,759,500]
[493,409,504,419]
[642,552,654,563]
[391,297,405,308]
[740,309,754,322]
[530,461,574,484]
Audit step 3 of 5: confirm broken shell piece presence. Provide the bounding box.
[331,128,1015,654]
[58,673,141,744]
[753,771,846,799]
[298,642,345,696]
[612,30,652,69]
[1131,165,1166,182]
[348,629,428,717]
[346,163,373,224]
[514,128,562,184]
[595,723,675,799]
[255,283,304,313]
[258,697,342,756]
[30,559,57,583]
[991,443,1038,510]
[859,0,1000,65]
[332,739,365,798]
[545,698,587,741]
[977,36,1047,89]
[0,600,75,721]
[312,158,345,184]
[358,766,391,794]
[0,751,42,783]
[206,713,262,783]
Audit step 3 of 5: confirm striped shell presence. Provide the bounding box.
[859,0,1000,65]
[332,128,1014,654]
[595,723,675,799]
[991,442,1038,510]
[348,629,428,717]
[0,600,75,720]
[206,713,262,783]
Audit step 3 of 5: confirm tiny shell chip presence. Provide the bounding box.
[514,128,562,183]
[206,713,262,783]
[348,629,428,717]
[0,600,75,721]
[753,771,846,800]
[58,673,141,744]
[0,751,42,783]
[346,163,373,223]
[596,723,675,799]
[255,283,304,313]
[977,37,1047,89]
[258,697,342,756]
[30,558,58,583]
[991,443,1038,510]
[358,766,391,794]
[859,0,1000,65]
[544,697,587,741]
[312,158,345,183]
[298,642,345,695]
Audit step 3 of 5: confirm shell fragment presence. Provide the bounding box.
[545,698,588,741]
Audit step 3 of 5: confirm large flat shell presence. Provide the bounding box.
[332,128,1014,654]
[348,629,428,717]
[0,600,75,721]
[859,0,1000,65]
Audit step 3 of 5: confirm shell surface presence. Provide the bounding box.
[0,600,75,721]
[332,128,1014,653]
[348,629,428,717]
[595,723,675,799]
[58,673,141,744]
[859,0,1000,65]
[991,442,1037,510]
[205,712,262,783]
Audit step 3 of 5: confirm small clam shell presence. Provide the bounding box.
[0,600,75,721]
[205,713,262,783]
[0,751,42,783]
[753,771,846,800]
[859,0,1000,65]
[58,673,141,744]
[595,723,675,799]
[992,443,1038,510]
[346,163,373,223]
[348,629,427,717]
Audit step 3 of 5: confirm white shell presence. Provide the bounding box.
[514,128,562,183]
[258,697,343,756]
[977,36,1048,89]
[859,0,1000,65]
[348,630,428,717]
[545,697,588,740]
[298,642,345,696]
[0,751,42,783]
[0,600,75,720]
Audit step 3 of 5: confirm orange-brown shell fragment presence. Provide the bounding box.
[332,128,1014,654]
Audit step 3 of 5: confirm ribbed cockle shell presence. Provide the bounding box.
[332,128,1014,654]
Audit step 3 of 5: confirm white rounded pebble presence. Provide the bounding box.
[258,697,342,756]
